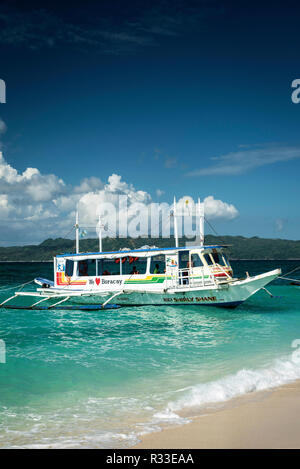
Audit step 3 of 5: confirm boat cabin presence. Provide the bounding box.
[54,245,232,291]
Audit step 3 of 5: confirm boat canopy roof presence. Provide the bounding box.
[56,245,228,261]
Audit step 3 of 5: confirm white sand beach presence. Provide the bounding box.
[134,380,300,449]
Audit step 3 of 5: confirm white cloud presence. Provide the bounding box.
[156,189,165,197]
[203,196,239,220]
[22,167,40,179]
[275,218,287,233]
[0,152,20,183]
[73,177,103,194]
[0,153,66,204]
[0,152,239,244]
[176,196,239,219]
[0,194,10,216]
[187,144,300,176]
[25,174,66,202]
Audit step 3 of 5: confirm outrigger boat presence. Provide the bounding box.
[1,198,281,310]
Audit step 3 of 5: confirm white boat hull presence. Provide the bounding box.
[62,268,281,308]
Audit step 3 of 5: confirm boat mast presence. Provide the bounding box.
[173,196,179,248]
[98,215,102,252]
[75,205,80,254]
[198,197,204,246]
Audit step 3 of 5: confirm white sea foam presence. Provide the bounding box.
[3,353,300,449]
[152,408,191,425]
[160,353,300,418]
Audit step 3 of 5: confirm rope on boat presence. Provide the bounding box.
[281,265,300,277]
[279,266,300,283]
[278,276,300,283]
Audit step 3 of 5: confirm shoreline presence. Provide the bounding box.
[133,380,300,449]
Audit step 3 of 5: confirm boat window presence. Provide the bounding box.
[65,260,74,277]
[98,259,121,276]
[203,253,214,266]
[211,251,221,264]
[190,254,203,267]
[150,255,165,274]
[121,256,147,275]
[178,251,189,269]
[222,254,230,267]
[211,250,229,266]
[78,259,96,276]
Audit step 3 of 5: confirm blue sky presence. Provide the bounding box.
[0,0,300,244]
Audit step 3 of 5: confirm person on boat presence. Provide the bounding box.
[153,264,160,274]
[103,269,111,276]
[130,266,139,275]
[181,260,193,284]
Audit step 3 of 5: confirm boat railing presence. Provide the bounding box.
[166,268,217,289]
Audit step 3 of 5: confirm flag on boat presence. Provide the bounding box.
[79,229,88,238]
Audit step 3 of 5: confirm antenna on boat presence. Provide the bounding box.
[75,205,80,254]
[198,198,204,246]
[173,196,179,248]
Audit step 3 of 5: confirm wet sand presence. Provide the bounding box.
[133,381,300,449]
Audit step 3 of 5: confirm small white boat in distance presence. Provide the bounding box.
[1,198,281,310]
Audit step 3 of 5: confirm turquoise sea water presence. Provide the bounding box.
[0,260,300,448]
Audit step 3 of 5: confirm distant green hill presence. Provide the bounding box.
[0,235,299,261]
